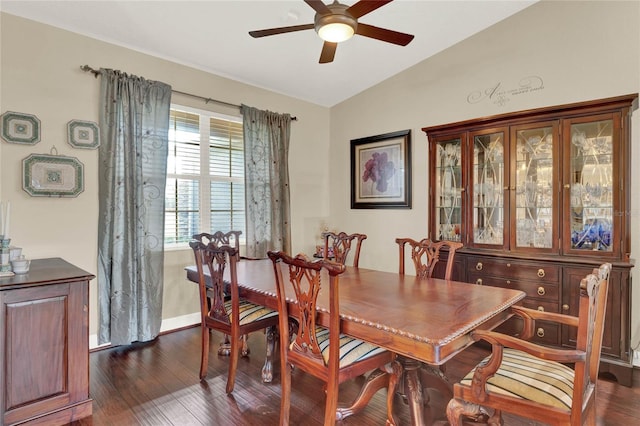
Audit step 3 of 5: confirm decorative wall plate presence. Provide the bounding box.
[1,111,41,145]
[22,154,84,197]
[67,119,100,149]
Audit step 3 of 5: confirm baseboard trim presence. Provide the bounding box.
[89,312,200,350]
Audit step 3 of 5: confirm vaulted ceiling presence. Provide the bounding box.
[1,0,537,107]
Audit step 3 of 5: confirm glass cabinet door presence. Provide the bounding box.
[512,122,559,251]
[470,129,506,247]
[433,136,463,242]
[565,115,619,255]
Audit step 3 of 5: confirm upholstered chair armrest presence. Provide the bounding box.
[511,305,579,340]
[469,329,586,402]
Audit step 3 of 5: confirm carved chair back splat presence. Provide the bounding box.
[268,251,401,426]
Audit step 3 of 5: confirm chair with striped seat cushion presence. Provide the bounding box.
[315,326,388,367]
[268,251,402,426]
[459,348,575,410]
[190,241,279,393]
[225,299,278,325]
[192,231,243,355]
[447,263,611,426]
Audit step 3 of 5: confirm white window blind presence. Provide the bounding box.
[165,106,245,246]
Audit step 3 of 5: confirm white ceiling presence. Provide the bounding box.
[0,0,537,107]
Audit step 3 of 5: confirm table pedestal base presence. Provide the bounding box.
[336,360,403,425]
[261,326,278,382]
[217,334,250,356]
[394,356,454,425]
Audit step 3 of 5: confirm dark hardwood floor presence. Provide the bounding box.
[72,326,640,425]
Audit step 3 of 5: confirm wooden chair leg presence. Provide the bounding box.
[324,377,340,426]
[487,409,503,425]
[226,330,240,394]
[200,325,210,380]
[280,363,292,426]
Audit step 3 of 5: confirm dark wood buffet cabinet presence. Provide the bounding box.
[0,258,94,425]
[423,94,638,386]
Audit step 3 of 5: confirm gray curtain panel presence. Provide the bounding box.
[97,69,172,346]
[240,105,292,258]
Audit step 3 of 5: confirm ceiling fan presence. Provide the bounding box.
[248,0,414,64]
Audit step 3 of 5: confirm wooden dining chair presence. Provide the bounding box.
[193,230,242,260]
[190,241,279,393]
[395,237,463,280]
[267,251,402,426]
[446,263,611,425]
[192,230,244,354]
[321,231,367,267]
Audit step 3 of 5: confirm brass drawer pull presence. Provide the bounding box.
[476,262,483,271]
[537,306,544,312]
[507,263,511,268]
[506,280,511,285]
[537,328,545,338]
[476,278,483,285]
[537,286,546,296]
[562,304,570,311]
[537,268,545,278]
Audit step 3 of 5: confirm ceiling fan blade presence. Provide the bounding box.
[356,23,414,46]
[249,24,315,38]
[347,0,393,19]
[305,0,331,15]
[319,42,337,64]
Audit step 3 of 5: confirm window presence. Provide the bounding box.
[164,105,245,247]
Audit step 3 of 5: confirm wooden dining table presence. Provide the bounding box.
[185,257,525,425]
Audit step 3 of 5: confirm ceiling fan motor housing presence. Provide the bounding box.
[314,2,357,39]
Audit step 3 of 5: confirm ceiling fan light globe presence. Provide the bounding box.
[318,22,355,42]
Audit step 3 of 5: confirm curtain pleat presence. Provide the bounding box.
[97,69,172,345]
[240,105,292,258]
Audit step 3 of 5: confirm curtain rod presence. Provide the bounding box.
[80,65,297,120]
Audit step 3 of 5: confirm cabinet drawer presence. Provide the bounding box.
[468,257,559,283]
[496,318,560,346]
[469,272,559,301]
[520,298,559,313]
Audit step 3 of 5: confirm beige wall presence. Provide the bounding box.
[329,1,640,342]
[2,1,640,349]
[0,13,330,337]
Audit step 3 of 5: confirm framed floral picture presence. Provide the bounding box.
[350,129,411,209]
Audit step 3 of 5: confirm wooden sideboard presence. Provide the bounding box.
[0,258,94,425]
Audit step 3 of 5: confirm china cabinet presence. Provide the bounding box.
[423,94,638,385]
[0,258,93,425]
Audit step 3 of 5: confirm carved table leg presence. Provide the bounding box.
[261,326,277,383]
[218,334,250,356]
[336,368,389,421]
[446,398,491,426]
[241,334,250,356]
[402,357,426,426]
[419,364,453,401]
[217,334,232,356]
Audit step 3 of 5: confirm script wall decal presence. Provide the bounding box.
[467,76,544,107]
